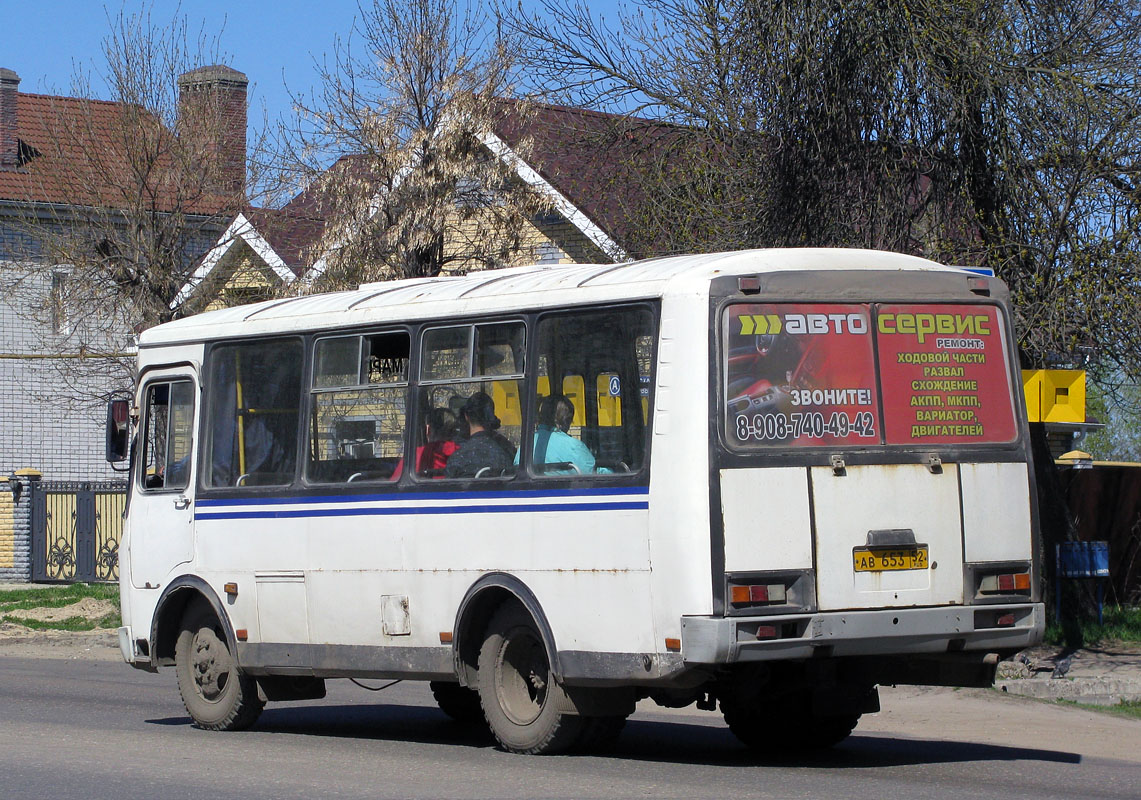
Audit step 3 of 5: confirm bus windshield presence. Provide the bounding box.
[723,302,1018,448]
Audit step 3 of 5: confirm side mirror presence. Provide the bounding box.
[106,397,131,463]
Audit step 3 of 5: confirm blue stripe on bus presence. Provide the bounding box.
[195,485,649,508]
[195,500,649,521]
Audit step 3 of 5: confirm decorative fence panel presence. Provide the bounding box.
[31,481,127,582]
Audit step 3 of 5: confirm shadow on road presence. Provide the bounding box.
[147,703,1082,767]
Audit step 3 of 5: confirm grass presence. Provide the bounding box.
[1,614,120,631]
[0,582,120,631]
[0,582,118,611]
[1044,605,1141,648]
[1054,699,1141,721]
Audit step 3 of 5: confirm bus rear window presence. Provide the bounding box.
[725,303,879,447]
[723,302,1017,448]
[876,303,1017,445]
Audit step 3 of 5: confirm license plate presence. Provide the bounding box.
[853,547,929,572]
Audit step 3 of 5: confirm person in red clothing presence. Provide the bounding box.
[416,407,459,477]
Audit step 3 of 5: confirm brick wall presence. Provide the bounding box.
[0,263,130,481]
[0,477,14,572]
[0,471,35,582]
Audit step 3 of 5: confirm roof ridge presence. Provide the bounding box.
[18,92,129,109]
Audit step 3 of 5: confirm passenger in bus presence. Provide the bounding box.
[416,407,459,476]
[517,393,595,474]
[445,392,515,478]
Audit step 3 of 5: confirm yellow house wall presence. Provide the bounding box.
[201,241,284,312]
[444,213,611,273]
[0,480,13,569]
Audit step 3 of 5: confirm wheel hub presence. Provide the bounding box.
[496,631,548,726]
[191,629,230,702]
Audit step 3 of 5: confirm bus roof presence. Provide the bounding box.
[141,248,963,347]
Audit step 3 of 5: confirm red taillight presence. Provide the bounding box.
[730,583,788,606]
[979,571,1031,594]
[755,625,779,640]
[996,613,1016,627]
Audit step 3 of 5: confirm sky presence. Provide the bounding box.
[4,1,366,129]
[3,1,627,133]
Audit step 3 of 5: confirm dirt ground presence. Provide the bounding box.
[0,597,121,661]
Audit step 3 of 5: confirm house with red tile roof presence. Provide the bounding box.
[0,65,249,481]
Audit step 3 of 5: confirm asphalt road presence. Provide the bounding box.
[1,654,1138,800]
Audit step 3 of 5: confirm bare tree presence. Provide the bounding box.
[271,0,551,289]
[2,6,253,402]
[509,0,1141,382]
[511,0,1141,617]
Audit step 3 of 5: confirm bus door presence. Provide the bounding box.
[129,367,199,590]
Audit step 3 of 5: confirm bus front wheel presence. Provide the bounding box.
[174,603,263,731]
[476,604,583,754]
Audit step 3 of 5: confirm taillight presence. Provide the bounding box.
[978,571,1031,594]
[755,625,779,640]
[730,583,788,606]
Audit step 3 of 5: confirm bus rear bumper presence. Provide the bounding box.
[681,603,1045,664]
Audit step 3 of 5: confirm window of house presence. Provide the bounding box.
[50,271,69,335]
[307,331,410,484]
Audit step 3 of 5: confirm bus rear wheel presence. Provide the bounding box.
[476,604,583,754]
[429,681,484,725]
[174,603,263,731]
[722,692,859,751]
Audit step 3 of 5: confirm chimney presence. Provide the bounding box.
[177,65,248,196]
[1,68,20,170]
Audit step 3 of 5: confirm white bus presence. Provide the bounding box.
[109,248,1044,754]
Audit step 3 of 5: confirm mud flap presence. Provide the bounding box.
[561,685,638,717]
[256,675,327,702]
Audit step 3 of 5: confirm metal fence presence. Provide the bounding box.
[30,481,127,582]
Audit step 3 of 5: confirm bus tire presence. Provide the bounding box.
[575,714,627,752]
[477,604,583,754]
[429,681,484,725]
[174,602,263,731]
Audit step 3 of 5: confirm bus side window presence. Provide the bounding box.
[205,339,303,488]
[418,322,524,480]
[140,379,194,491]
[531,307,655,476]
[308,331,410,484]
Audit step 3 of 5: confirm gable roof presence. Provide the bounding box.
[183,101,692,302]
[490,101,692,258]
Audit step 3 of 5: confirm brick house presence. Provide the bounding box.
[0,65,249,482]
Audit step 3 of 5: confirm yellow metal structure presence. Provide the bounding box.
[1022,369,1086,423]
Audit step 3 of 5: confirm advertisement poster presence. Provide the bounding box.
[876,304,1017,444]
[724,303,879,447]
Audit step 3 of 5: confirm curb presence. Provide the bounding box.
[996,677,1141,705]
